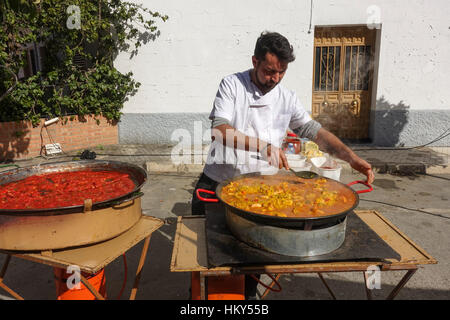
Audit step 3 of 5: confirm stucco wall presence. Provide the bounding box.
[115,0,450,146]
[118,110,450,147]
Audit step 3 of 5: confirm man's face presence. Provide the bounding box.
[252,52,289,94]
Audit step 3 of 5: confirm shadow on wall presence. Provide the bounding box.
[112,29,161,60]
[0,123,31,162]
[372,96,410,147]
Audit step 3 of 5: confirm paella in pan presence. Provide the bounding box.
[220,174,356,218]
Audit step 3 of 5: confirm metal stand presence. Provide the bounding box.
[0,255,23,300]
[259,267,419,300]
[386,269,418,300]
[317,273,337,300]
[171,211,437,300]
[0,216,163,300]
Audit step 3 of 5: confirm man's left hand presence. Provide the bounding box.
[349,156,375,184]
[312,128,375,184]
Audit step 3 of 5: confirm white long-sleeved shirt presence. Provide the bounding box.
[204,69,313,183]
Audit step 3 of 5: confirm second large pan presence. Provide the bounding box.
[196,171,372,229]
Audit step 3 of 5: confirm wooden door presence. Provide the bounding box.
[312,26,377,140]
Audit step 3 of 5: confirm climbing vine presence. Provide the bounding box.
[0,0,168,125]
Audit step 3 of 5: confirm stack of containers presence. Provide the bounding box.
[300,138,342,181]
[283,132,311,172]
[310,156,342,181]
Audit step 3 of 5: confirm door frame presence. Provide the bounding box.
[311,24,382,143]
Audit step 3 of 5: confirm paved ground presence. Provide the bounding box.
[0,144,449,300]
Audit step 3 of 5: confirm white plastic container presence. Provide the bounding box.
[314,158,342,181]
[286,153,307,169]
[309,156,327,168]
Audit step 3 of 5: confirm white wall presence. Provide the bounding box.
[313,0,450,111]
[115,0,450,113]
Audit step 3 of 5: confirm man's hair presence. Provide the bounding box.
[254,31,295,63]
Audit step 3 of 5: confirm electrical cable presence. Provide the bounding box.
[423,173,450,181]
[95,152,174,156]
[116,253,128,300]
[39,124,68,160]
[399,129,450,150]
[359,198,450,220]
[0,164,20,169]
[352,128,450,151]
[250,273,282,293]
[45,125,71,156]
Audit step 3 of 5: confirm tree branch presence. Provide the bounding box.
[0,65,19,103]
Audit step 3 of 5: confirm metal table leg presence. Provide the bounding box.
[61,235,153,301]
[200,272,207,300]
[363,271,373,300]
[261,274,282,299]
[386,268,418,300]
[79,274,106,300]
[0,255,24,300]
[0,236,153,301]
[317,273,337,300]
[129,235,152,300]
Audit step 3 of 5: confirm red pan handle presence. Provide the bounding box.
[196,188,219,203]
[347,180,373,194]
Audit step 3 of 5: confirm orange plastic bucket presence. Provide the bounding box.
[54,267,106,300]
[191,272,244,300]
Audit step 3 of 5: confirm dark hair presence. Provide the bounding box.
[254,31,295,63]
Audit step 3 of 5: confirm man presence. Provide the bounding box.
[191,31,375,298]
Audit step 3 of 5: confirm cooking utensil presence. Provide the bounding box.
[289,168,318,179]
[196,171,372,229]
[0,160,147,215]
[225,208,347,256]
[0,160,148,250]
[251,154,318,179]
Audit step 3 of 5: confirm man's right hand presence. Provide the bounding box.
[213,124,290,170]
[262,144,290,170]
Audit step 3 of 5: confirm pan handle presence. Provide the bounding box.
[196,188,219,203]
[347,180,373,194]
[110,191,144,208]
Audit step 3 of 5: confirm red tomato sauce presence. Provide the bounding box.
[0,170,136,210]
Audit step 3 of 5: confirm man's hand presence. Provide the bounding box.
[262,144,289,170]
[313,128,375,184]
[349,156,375,184]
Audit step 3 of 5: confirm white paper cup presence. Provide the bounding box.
[286,154,306,168]
[309,156,327,168]
[317,163,342,181]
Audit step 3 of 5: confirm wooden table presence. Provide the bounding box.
[170,210,437,300]
[0,216,163,300]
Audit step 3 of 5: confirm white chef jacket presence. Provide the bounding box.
[203,69,312,183]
